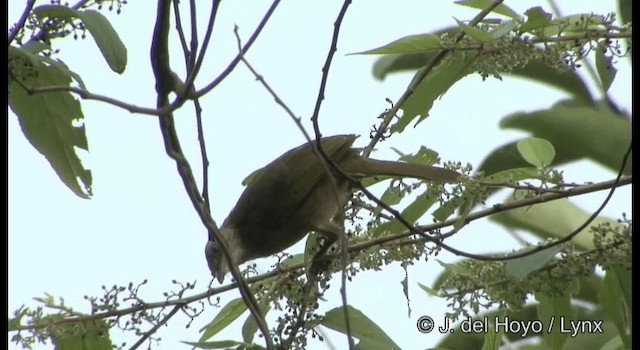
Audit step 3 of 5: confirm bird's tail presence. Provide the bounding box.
[346,157,462,183]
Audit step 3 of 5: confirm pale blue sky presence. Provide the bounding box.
[8,1,631,349]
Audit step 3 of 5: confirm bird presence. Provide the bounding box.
[205,134,461,283]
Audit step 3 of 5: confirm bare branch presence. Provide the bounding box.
[195,0,281,98]
[22,84,160,115]
[149,1,272,348]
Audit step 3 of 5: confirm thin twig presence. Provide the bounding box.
[10,175,630,332]
[8,0,36,45]
[22,84,160,115]
[169,0,221,110]
[127,305,182,350]
[149,1,272,348]
[172,0,210,208]
[172,0,192,64]
[195,0,281,98]
[308,1,354,348]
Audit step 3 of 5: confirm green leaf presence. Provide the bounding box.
[454,18,495,43]
[536,284,577,350]
[242,298,272,344]
[432,195,465,222]
[436,260,471,277]
[199,298,247,342]
[321,306,401,350]
[33,4,77,21]
[595,42,617,92]
[618,0,631,26]
[9,46,92,199]
[483,167,538,183]
[480,322,503,350]
[519,7,553,33]
[500,100,632,174]
[372,187,438,236]
[393,53,473,133]
[417,282,439,297]
[598,335,624,350]
[510,61,592,103]
[50,319,112,350]
[490,191,623,251]
[489,20,521,40]
[182,340,257,349]
[375,185,403,215]
[374,52,592,103]
[398,146,439,165]
[599,266,631,348]
[76,10,127,73]
[8,307,28,331]
[516,137,555,167]
[352,33,443,55]
[505,243,566,279]
[454,0,520,20]
[32,5,127,73]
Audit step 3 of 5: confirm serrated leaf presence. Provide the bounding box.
[353,33,443,55]
[454,0,520,20]
[599,266,631,348]
[595,42,617,92]
[321,306,401,350]
[454,18,495,43]
[536,284,576,350]
[199,298,247,342]
[76,10,127,73]
[394,53,473,133]
[9,46,92,199]
[505,243,566,279]
[516,137,555,167]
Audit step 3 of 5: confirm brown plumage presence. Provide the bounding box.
[206,135,461,283]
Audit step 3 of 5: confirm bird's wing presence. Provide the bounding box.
[224,135,357,229]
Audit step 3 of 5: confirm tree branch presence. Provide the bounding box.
[9,175,631,333]
[149,1,272,348]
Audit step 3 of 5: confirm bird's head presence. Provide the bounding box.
[205,227,246,284]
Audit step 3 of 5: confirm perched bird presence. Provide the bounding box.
[206,134,461,283]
